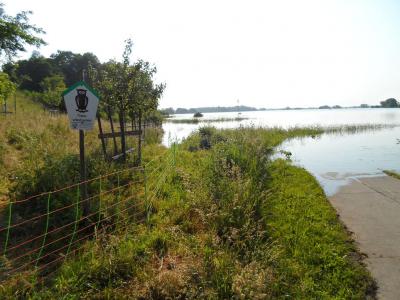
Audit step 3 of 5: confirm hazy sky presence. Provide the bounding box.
[4,0,400,108]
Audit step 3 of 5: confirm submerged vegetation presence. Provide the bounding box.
[0,95,375,298]
[322,124,400,134]
[165,117,249,124]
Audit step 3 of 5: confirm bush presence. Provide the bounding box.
[193,112,203,118]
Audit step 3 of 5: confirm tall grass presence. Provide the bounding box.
[0,96,376,298]
[0,92,162,205]
[383,170,400,180]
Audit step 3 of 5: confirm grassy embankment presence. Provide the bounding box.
[0,91,161,204]
[383,170,400,180]
[0,94,375,298]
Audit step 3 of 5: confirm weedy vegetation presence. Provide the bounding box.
[0,94,376,299]
[383,170,400,180]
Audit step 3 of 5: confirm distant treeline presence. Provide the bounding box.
[162,98,400,115]
[316,98,400,109]
[162,105,265,114]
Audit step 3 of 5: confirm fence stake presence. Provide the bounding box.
[116,173,120,227]
[3,200,13,256]
[36,194,51,266]
[144,167,151,225]
[131,170,135,198]
[67,185,81,256]
[97,177,102,228]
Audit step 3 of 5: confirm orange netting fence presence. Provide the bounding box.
[0,144,177,281]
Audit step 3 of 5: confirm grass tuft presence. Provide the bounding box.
[383,170,400,180]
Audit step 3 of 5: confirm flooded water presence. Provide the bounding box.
[163,108,400,145]
[278,127,400,195]
[164,108,400,195]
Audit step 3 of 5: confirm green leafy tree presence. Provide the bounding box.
[0,72,16,110]
[88,60,117,115]
[40,74,65,92]
[40,74,66,108]
[51,51,100,86]
[380,98,399,108]
[1,61,18,82]
[16,54,56,91]
[122,40,165,120]
[3,50,101,92]
[89,39,165,118]
[0,3,46,60]
[89,39,165,162]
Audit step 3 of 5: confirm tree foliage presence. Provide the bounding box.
[2,39,165,116]
[3,51,100,92]
[0,3,45,60]
[40,74,66,108]
[380,98,399,108]
[0,72,15,106]
[89,39,165,119]
[16,54,56,91]
[51,51,100,86]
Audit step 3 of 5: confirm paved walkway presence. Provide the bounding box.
[329,176,400,300]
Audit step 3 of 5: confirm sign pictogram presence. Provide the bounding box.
[63,81,99,131]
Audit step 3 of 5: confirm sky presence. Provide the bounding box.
[4,0,400,109]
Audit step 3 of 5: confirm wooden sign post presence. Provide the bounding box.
[63,81,99,215]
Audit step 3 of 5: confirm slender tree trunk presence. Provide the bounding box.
[119,107,126,162]
[97,115,108,160]
[108,106,118,156]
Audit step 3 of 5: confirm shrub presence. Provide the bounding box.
[193,112,203,118]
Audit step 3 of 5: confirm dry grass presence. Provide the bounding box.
[0,92,101,202]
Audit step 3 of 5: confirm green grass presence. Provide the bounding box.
[0,96,376,299]
[383,170,400,180]
[0,92,104,211]
[265,159,376,299]
[0,92,163,205]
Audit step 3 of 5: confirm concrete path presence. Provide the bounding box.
[329,176,400,300]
